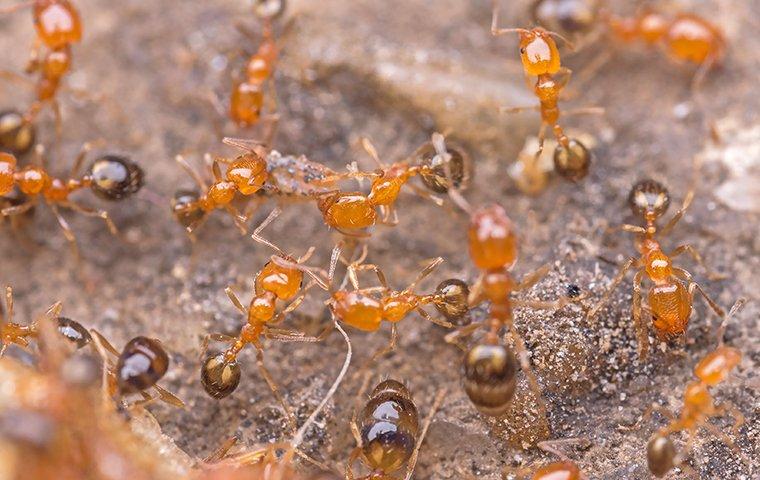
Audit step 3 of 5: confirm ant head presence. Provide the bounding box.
[531,0,600,37]
[88,155,144,201]
[0,110,35,156]
[517,27,562,76]
[201,352,241,399]
[647,434,677,477]
[628,179,670,220]
[418,141,471,194]
[115,336,169,395]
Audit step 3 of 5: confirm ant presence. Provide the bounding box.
[314,136,469,236]
[585,179,726,359]
[531,1,725,92]
[200,315,352,480]
[435,134,583,428]
[345,378,445,480]
[503,438,587,479]
[640,299,748,477]
[172,137,270,238]
[0,147,144,256]
[0,0,83,151]
[200,209,333,431]
[89,330,185,409]
[491,0,597,194]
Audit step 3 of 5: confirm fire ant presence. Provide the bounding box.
[0,147,143,256]
[639,300,748,477]
[491,1,597,194]
[345,379,446,480]
[531,1,725,92]
[433,135,582,428]
[89,330,185,409]
[314,136,469,236]
[199,209,334,431]
[0,0,83,151]
[585,179,726,359]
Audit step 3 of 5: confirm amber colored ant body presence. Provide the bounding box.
[585,179,725,359]
[643,301,747,477]
[0,285,64,355]
[0,148,143,254]
[230,19,279,127]
[0,0,83,151]
[531,1,725,91]
[491,1,594,194]
[346,379,445,480]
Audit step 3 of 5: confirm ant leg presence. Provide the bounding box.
[62,201,119,236]
[407,183,444,206]
[151,384,185,408]
[89,329,122,358]
[619,403,674,431]
[203,437,239,463]
[562,106,606,117]
[360,137,385,169]
[632,269,649,360]
[716,298,747,345]
[403,388,446,480]
[406,257,444,292]
[69,142,92,178]
[255,346,298,433]
[0,69,34,89]
[222,204,249,234]
[537,438,589,461]
[585,258,638,324]
[714,401,745,437]
[359,324,399,372]
[516,263,551,291]
[490,0,526,36]
[224,287,247,315]
[417,307,453,328]
[1,200,36,217]
[674,268,725,318]
[0,1,34,14]
[345,447,362,480]
[347,263,389,291]
[49,203,81,261]
[176,155,207,190]
[660,189,695,237]
[669,244,726,281]
[444,321,485,351]
[251,207,286,255]
[504,319,549,428]
[499,105,540,114]
[3,286,12,323]
[700,421,750,467]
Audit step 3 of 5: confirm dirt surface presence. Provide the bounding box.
[1,0,758,479]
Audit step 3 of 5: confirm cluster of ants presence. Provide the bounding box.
[0,0,749,479]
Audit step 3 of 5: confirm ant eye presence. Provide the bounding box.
[201,353,241,399]
[88,155,144,201]
[628,179,671,218]
[0,109,35,156]
[520,47,526,54]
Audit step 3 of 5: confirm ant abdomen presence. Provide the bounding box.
[433,279,470,323]
[417,141,471,193]
[88,155,144,201]
[463,343,518,416]
[0,110,35,155]
[201,353,241,399]
[628,179,671,218]
[359,379,420,474]
[115,336,169,395]
[532,0,599,37]
[55,317,91,349]
[553,138,591,182]
[647,434,677,477]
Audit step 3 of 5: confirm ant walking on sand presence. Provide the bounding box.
[585,179,726,359]
[0,148,143,257]
[491,0,599,194]
[0,0,83,153]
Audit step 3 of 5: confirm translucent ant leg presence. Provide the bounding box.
[152,384,185,408]
[669,244,726,281]
[347,263,389,291]
[562,106,606,117]
[222,204,249,234]
[444,321,485,351]
[407,257,444,292]
[417,307,453,328]
[49,203,81,261]
[632,269,649,359]
[357,323,399,375]
[619,403,674,431]
[1,199,36,217]
[537,437,589,461]
[499,104,540,114]
[251,207,286,254]
[345,447,363,480]
[176,155,207,190]
[504,318,549,429]
[516,263,551,291]
[700,421,750,467]
[68,142,92,178]
[0,69,34,88]
[62,201,119,236]
[660,189,695,237]
[203,436,238,463]
[0,1,34,15]
[224,287,247,315]
[585,257,638,324]
[511,294,580,311]
[3,286,12,323]
[490,0,528,36]
[714,401,745,437]
[716,298,747,345]
[674,268,725,318]
[255,346,297,433]
[403,388,446,480]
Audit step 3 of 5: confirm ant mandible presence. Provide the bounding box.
[0,147,143,257]
[641,300,748,477]
[531,1,725,92]
[0,0,83,153]
[491,0,596,194]
[345,378,446,480]
[585,179,726,359]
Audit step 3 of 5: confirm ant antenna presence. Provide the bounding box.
[716,298,747,346]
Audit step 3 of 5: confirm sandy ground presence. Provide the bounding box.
[1,0,758,478]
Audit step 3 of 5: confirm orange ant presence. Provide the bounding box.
[433,133,582,427]
[0,285,64,355]
[491,0,597,194]
[0,147,143,256]
[531,1,725,92]
[639,299,748,477]
[345,378,445,480]
[503,438,588,479]
[199,209,335,432]
[585,179,726,359]
[0,0,83,151]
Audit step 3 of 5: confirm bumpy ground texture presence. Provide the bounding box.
[1,0,758,478]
